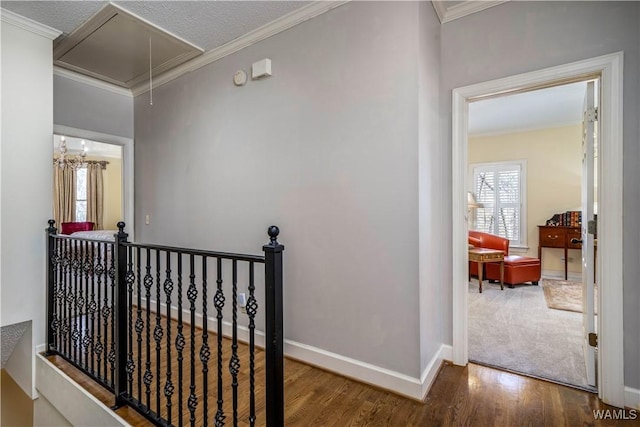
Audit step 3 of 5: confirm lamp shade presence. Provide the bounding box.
[467,191,483,208]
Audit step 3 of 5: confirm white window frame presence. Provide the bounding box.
[469,160,527,248]
[75,167,87,222]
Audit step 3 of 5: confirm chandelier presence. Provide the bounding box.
[55,136,87,169]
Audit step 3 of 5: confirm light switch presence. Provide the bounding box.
[145,214,150,225]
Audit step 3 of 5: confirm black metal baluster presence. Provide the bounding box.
[95,242,103,381]
[82,240,91,372]
[70,239,77,362]
[154,250,163,417]
[164,251,174,424]
[64,239,71,359]
[54,237,64,353]
[72,239,80,364]
[247,262,257,427]
[144,248,153,411]
[126,247,136,397]
[101,242,110,384]
[136,247,143,403]
[214,257,225,427]
[89,240,97,375]
[108,241,117,388]
[201,256,210,426]
[46,221,56,354]
[176,254,185,427]
[187,254,198,426]
[60,239,67,354]
[230,259,239,426]
[78,240,87,368]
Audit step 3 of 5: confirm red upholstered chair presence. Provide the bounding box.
[60,221,94,235]
[468,230,541,287]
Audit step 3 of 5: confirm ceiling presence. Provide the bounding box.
[4,0,579,135]
[53,134,122,158]
[1,1,312,89]
[469,81,589,136]
[1,1,310,51]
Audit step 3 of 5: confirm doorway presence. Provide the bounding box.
[451,53,624,407]
[465,80,596,390]
[53,125,135,239]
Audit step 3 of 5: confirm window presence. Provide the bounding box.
[471,161,526,247]
[76,168,87,221]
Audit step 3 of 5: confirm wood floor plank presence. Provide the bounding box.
[47,340,639,426]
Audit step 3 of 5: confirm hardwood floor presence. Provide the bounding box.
[48,353,636,426]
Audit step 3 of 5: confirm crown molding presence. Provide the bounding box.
[131,0,349,96]
[54,66,133,97]
[1,8,62,40]
[432,1,509,24]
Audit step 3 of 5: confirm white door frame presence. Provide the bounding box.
[451,52,624,407]
[53,124,135,240]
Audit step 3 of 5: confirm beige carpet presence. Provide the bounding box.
[468,281,592,389]
[541,279,597,314]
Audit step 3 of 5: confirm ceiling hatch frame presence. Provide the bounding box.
[53,3,203,89]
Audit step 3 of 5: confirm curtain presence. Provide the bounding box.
[86,163,104,230]
[53,165,76,229]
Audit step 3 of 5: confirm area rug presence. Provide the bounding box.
[541,279,597,314]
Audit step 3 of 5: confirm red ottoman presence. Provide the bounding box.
[485,255,541,288]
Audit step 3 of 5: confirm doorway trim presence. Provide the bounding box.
[451,52,624,407]
[54,124,135,240]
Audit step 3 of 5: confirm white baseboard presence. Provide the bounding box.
[140,297,449,400]
[138,297,266,348]
[420,344,452,399]
[542,270,582,281]
[626,386,640,410]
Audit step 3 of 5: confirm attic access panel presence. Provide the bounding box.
[53,3,203,88]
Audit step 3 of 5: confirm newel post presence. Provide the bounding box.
[263,225,284,427]
[113,222,129,407]
[45,220,57,355]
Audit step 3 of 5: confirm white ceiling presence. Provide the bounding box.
[53,134,122,158]
[469,81,589,136]
[1,1,310,51]
[4,1,584,135]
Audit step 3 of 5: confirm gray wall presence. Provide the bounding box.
[440,1,640,388]
[54,75,134,138]
[417,1,444,373]
[134,2,436,377]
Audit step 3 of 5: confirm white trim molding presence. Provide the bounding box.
[131,1,349,96]
[625,386,640,410]
[452,52,625,408]
[0,8,61,40]
[141,296,451,401]
[54,67,133,98]
[431,1,509,24]
[285,342,451,401]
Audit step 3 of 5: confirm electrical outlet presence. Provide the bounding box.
[238,292,247,314]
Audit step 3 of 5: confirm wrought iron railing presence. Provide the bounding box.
[45,220,284,426]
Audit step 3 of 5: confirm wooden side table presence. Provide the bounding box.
[468,248,504,293]
[537,225,581,280]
